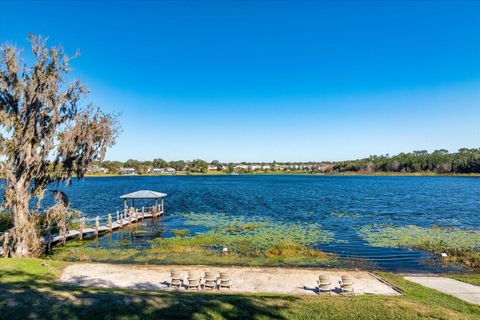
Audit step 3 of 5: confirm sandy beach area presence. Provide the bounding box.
[60,263,400,296]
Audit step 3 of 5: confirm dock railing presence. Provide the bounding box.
[0,204,164,256]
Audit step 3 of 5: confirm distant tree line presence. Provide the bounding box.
[330,148,480,174]
[95,148,480,175]
[99,158,203,174]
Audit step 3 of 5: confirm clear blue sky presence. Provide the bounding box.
[1,1,479,162]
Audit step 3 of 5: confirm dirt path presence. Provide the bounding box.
[60,263,400,295]
[404,276,480,305]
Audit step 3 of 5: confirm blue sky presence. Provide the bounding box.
[1,1,479,162]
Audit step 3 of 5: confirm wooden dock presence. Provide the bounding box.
[0,205,163,256]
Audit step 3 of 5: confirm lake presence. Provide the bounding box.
[19,175,480,272]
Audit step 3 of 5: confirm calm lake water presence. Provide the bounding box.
[10,175,480,272]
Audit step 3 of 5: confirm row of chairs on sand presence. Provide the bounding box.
[318,275,355,294]
[169,271,355,294]
[170,270,232,290]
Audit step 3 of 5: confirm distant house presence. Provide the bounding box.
[286,164,300,170]
[207,165,218,171]
[153,167,176,174]
[234,164,249,170]
[88,165,109,174]
[249,164,262,171]
[313,164,331,172]
[262,165,271,170]
[120,167,136,175]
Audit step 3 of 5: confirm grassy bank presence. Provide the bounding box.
[358,225,480,271]
[50,244,339,268]
[1,258,480,319]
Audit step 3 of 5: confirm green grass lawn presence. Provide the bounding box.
[1,258,479,320]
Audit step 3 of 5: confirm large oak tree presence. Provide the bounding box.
[0,35,118,257]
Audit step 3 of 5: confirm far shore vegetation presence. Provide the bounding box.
[88,148,480,177]
[84,170,480,177]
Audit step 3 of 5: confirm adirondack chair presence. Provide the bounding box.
[218,271,232,290]
[339,275,355,294]
[170,270,183,288]
[317,274,332,294]
[203,271,218,290]
[187,271,202,290]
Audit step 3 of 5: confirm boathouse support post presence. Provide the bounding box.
[108,214,112,232]
[95,216,99,237]
[79,218,84,240]
[142,206,145,220]
[116,210,120,222]
[120,212,123,228]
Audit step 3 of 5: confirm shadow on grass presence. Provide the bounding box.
[0,269,297,320]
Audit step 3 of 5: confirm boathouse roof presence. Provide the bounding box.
[120,190,167,199]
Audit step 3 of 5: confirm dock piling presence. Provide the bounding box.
[95,216,99,237]
[79,218,84,240]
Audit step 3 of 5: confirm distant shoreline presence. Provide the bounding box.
[84,171,480,178]
[2,172,478,179]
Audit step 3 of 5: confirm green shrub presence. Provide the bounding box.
[0,211,13,232]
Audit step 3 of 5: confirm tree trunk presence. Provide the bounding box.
[5,181,44,257]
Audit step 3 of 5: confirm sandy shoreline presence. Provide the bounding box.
[60,263,400,296]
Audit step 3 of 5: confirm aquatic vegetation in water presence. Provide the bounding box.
[171,229,189,237]
[51,212,338,267]
[178,212,333,246]
[149,212,335,264]
[330,211,361,221]
[358,224,480,270]
[358,224,480,251]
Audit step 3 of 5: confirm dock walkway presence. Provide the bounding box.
[0,205,163,256]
